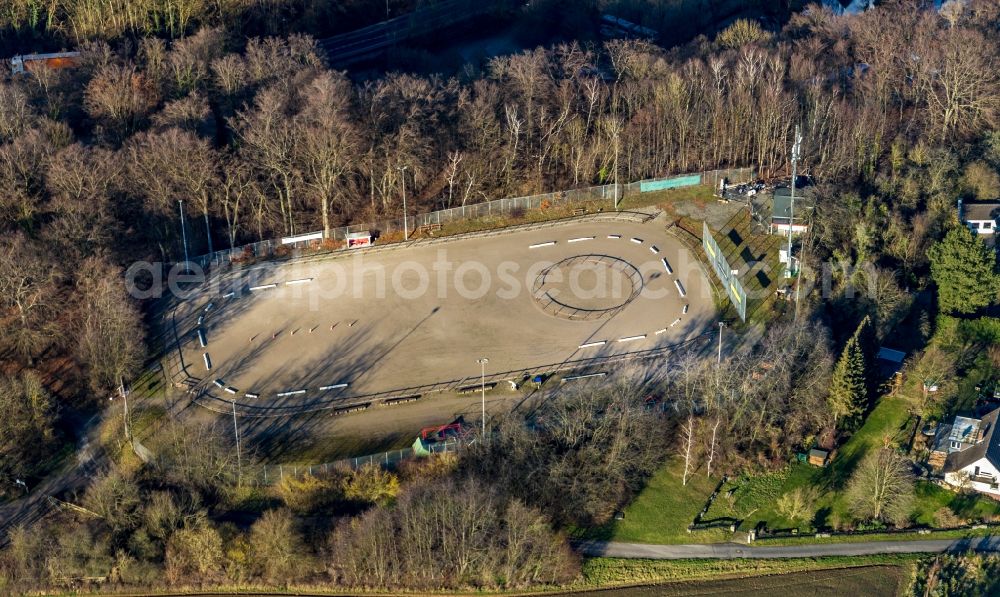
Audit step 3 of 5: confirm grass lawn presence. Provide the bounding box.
[618,185,717,211]
[710,395,1000,534]
[603,395,1000,544]
[580,458,732,544]
[253,430,417,464]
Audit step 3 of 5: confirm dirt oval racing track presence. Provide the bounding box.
[170,214,717,416]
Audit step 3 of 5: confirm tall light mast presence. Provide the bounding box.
[787,125,802,280]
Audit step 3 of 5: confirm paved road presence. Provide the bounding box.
[575,537,1000,559]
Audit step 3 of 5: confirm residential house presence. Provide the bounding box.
[935,408,1000,497]
[958,199,1000,237]
[769,187,816,235]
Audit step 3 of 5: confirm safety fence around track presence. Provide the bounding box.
[239,439,460,485]
[189,167,754,270]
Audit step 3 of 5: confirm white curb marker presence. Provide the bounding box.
[662,258,673,275]
[249,283,277,291]
[276,389,307,397]
[568,237,595,243]
[578,340,607,349]
[529,241,557,249]
[320,383,349,391]
[674,279,686,297]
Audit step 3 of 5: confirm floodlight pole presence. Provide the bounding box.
[232,400,242,483]
[717,322,725,365]
[399,165,409,241]
[613,133,620,212]
[178,200,190,271]
[477,357,489,434]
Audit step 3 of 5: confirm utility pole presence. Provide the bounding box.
[203,210,213,256]
[477,357,489,434]
[232,400,242,484]
[717,322,725,365]
[178,199,190,271]
[786,126,802,280]
[399,165,409,241]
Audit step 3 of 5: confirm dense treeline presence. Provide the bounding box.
[2,1,996,262]
[0,0,427,52]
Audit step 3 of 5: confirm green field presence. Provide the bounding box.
[578,562,910,597]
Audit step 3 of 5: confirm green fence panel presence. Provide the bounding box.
[639,174,702,192]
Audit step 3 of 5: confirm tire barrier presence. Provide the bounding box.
[562,372,607,383]
[334,402,371,416]
[384,394,421,406]
[531,254,643,321]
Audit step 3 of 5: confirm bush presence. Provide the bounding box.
[776,486,820,524]
[165,522,224,584]
[341,464,400,506]
[933,506,964,529]
[275,472,338,512]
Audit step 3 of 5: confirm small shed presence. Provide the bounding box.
[769,187,816,235]
[877,346,906,377]
[808,448,829,467]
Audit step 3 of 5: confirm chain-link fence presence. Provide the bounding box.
[241,439,460,485]
[190,167,754,270]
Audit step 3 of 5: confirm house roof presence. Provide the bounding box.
[943,408,1000,473]
[877,347,906,363]
[962,202,1000,222]
[771,188,816,220]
